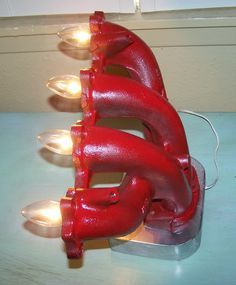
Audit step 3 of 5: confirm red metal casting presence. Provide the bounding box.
[71,124,192,213]
[61,123,200,258]
[60,11,201,260]
[61,176,152,258]
[80,69,190,163]
[89,11,168,153]
[89,11,167,98]
[80,69,193,184]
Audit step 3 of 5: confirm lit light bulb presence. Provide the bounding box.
[38,129,73,155]
[58,24,91,48]
[21,200,62,227]
[47,75,82,99]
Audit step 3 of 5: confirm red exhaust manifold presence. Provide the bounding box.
[89,11,167,98]
[60,11,203,260]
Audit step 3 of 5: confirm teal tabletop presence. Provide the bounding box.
[0,112,235,285]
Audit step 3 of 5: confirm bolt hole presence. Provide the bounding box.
[110,191,116,198]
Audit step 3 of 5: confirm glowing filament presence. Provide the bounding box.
[47,75,82,99]
[21,200,62,227]
[72,30,91,43]
[38,129,73,155]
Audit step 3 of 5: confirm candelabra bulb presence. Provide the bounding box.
[58,24,91,48]
[47,75,82,99]
[21,200,62,227]
[38,129,73,155]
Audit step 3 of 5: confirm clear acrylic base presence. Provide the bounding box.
[109,158,205,260]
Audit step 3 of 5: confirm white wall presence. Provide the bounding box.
[1,9,236,112]
[0,0,135,17]
[140,0,236,12]
[1,0,236,17]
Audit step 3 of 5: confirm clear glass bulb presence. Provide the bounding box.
[47,75,82,99]
[58,24,91,48]
[38,129,73,155]
[21,200,62,227]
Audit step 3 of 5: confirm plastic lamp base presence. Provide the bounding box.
[109,158,205,260]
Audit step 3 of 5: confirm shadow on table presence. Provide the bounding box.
[23,220,109,269]
[33,118,145,268]
[65,240,110,269]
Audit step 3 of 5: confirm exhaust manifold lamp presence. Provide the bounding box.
[22,11,206,262]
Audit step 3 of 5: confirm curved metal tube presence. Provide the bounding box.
[61,124,194,259]
[89,11,167,98]
[61,176,152,258]
[82,71,189,157]
[71,124,192,215]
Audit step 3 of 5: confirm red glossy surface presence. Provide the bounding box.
[60,11,201,259]
[80,69,192,184]
[61,125,200,258]
[81,70,189,157]
[61,176,152,258]
[90,11,167,98]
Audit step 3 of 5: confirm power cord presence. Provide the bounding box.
[178,110,220,190]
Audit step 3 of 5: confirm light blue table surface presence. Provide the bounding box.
[0,112,235,285]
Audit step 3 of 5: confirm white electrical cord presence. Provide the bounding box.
[178,110,220,190]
